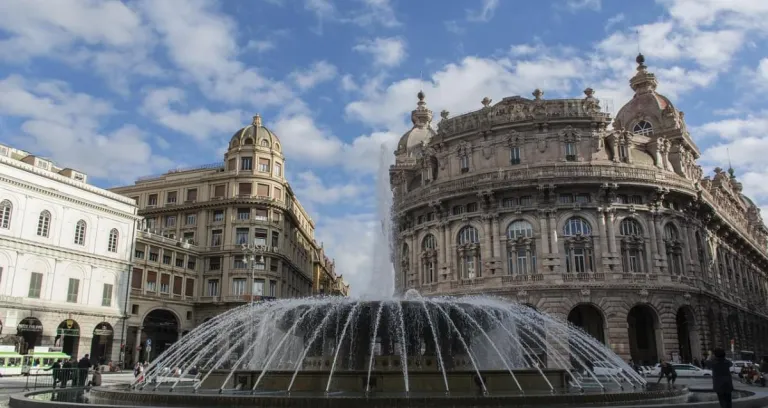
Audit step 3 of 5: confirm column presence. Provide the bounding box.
[133,327,142,364]
[606,209,617,254]
[538,210,550,253]
[648,216,659,273]
[548,211,558,254]
[482,215,493,262]
[410,234,418,288]
[597,209,608,255]
[680,223,692,276]
[492,214,502,258]
[654,215,665,262]
[438,222,447,266]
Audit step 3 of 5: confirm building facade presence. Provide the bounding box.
[0,144,139,363]
[390,55,768,364]
[111,115,335,363]
[312,245,350,296]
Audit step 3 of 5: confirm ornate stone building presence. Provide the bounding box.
[390,55,768,364]
[111,115,340,363]
[312,245,350,296]
[0,144,138,362]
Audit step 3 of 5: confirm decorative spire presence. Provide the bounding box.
[630,53,658,95]
[727,148,735,178]
[252,114,262,126]
[411,91,432,128]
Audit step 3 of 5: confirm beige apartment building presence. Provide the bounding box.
[391,54,768,365]
[312,244,350,296]
[111,114,342,364]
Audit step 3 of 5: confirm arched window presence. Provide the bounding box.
[457,226,481,279]
[260,139,270,147]
[37,211,51,237]
[0,200,11,229]
[108,228,119,253]
[663,223,683,275]
[243,138,253,145]
[506,220,536,276]
[632,120,653,136]
[562,217,594,274]
[421,234,437,284]
[74,220,87,246]
[695,232,707,278]
[619,218,645,273]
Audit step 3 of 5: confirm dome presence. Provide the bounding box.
[397,91,436,154]
[613,54,678,134]
[229,114,282,152]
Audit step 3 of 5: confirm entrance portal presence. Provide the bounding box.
[16,317,43,354]
[142,309,179,362]
[568,304,605,344]
[676,307,699,363]
[55,319,81,358]
[627,305,659,365]
[90,322,115,363]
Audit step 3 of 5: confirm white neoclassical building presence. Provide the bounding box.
[0,143,140,363]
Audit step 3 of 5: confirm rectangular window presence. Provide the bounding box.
[619,145,628,161]
[233,255,247,269]
[232,278,246,296]
[257,184,270,198]
[503,198,518,207]
[148,194,158,206]
[269,280,277,297]
[209,257,222,271]
[146,271,157,292]
[565,143,576,161]
[186,188,198,202]
[274,162,282,177]
[102,284,113,306]
[239,182,252,197]
[175,257,184,268]
[162,254,171,264]
[28,272,43,298]
[241,157,253,171]
[67,278,79,303]
[131,268,143,289]
[271,231,279,248]
[254,209,268,221]
[134,249,145,259]
[166,191,177,204]
[629,195,643,205]
[228,158,236,171]
[253,279,265,296]
[254,229,268,246]
[187,256,197,270]
[165,215,176,227]
[510,147,521,164]
[237,208,250,220]
[160,274,170,293]
[173,276,183,295]
[559,194,574,204]
[213,210,224,222]
[213,185,226,198]
[131,304,139,314]
[207,279,219,297]
[575,194,591,204]
[258,158,270,172]
[185,278,195,297]
[235,228,249,245]
[459,156,469,171]
[185,213,196,225]
[146,218,156,230]
[149,251,159,262]
[274,187,283,201]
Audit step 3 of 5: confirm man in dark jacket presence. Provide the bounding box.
[77,354,91,386]
[711,348,734,408]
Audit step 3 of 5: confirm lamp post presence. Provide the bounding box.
[241,243,267,304]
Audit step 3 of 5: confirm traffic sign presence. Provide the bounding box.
[146,338,152,347]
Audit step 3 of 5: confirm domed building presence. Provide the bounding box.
[390,55,768,364]
[111,114,346,365]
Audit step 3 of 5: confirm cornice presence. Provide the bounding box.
[0,300,124,320]
[0,235,131,270]
[0,173,141,221]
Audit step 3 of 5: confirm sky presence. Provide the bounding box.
[1,0,768,296]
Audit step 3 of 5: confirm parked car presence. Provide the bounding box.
[590,361,624,376]
[730,360,752,374]
[671,364,712,377]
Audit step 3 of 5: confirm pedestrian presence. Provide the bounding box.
[44,359,62,388]
[711,348,734,408]
[77,354,91,386]
[89,364,102,387]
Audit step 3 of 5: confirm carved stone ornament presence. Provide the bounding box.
[537,137,549,153]
[580,289,591,298]
[639,289,649,302]
[456,140,471,157]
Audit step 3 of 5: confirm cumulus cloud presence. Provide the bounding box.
[466,0,500,22]
[290,61,338,90]
[353,37,407,68]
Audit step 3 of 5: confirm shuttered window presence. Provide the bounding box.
[185,278,195,297]
[131,268,143,289]
[257,184,269,197]
[173,276,183,295]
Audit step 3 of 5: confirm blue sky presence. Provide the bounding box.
[1,0,768,294]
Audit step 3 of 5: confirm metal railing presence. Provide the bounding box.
[22,368,91,391]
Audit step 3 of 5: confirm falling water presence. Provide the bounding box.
[367,144,395,297]
[135,295,647,397]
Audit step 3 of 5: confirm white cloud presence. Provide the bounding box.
[304,0,400,31]
[0,75,172,183]
[604,13,625,31]
[291,171,368,206]
[466,0,500,22]
[141,88,245,141]
[563,0,601,12]
[245,39,275,53]
[290,61,338,90]
[353,37,407,67]
[444,20,465,35]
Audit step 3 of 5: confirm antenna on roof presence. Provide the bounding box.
[419,70,424,92]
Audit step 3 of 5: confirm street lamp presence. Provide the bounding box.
[241,243,267,305]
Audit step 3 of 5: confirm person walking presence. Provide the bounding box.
[44,359,62,388]
[711,348,734,408]
[77,354,91,386]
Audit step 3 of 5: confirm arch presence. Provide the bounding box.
[141,309,180,362]
[55,319,81,358]
[74,219,87,245]
[16,317,43,354]
[676,306,700,363]
[627,304,661,365]
[90,322,115,363]
[562,217,592,236]
[663,222,684,275]
[663,222,680,240]
[619,217,646,273]
[456,226,480,245]
[0,199,11,229]
[422,234,436,250]
[506,220,534,239]
[260,139,270,147]
[556,211,600,234]
[632,120,654,136]
[243,137,254,145]
[36,210,51,237]
[619,218,643,236]
[108,228,119,252]
[568,303,605,344]
[274,143,281,152]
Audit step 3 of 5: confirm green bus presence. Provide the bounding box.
[21,346,71,376]
[0,345,24,376]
